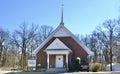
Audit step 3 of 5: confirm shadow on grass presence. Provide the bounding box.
[5,71,60,74]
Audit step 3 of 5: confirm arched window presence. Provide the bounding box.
[76,57,81,64]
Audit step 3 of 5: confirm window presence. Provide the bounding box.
[76,57,81,64]
[81,57,87,63]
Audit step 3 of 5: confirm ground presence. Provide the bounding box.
[1,71,120,74]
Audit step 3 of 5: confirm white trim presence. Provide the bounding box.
[45,50,70,55]
[47,54,49,69]
[71,35,94,56]
[66,54,68,70]
[53,28,70,37]
[46,38,69,50]
[32,25,93,56]
[32,25,63,55]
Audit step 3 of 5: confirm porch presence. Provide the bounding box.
[45,50,71,70]
[47,54,67,68]
[44,38,71,70]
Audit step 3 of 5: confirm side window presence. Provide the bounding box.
[76,57,81,64]
[81,57,87,63]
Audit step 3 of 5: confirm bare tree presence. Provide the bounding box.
[115,18,120,63]
[96,19,117,71]
[11,23,53,69]
[12,22,38,69]
[80,32,101,62]
[80,19,118,71]
[0,27,9,66]
[38,25,53,42]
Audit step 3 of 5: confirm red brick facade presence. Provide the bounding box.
[37,37,88,68]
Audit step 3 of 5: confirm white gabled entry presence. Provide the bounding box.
[56,56,63,68]
[45,38,71,70]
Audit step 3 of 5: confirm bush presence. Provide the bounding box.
[91,62,101,72]
[73,58,80,71]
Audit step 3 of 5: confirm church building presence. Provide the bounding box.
[32,7,93,71]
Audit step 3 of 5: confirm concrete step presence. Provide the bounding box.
[46,68,67,73]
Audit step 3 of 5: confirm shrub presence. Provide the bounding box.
[73,58,80,71]
[91,62,101,72]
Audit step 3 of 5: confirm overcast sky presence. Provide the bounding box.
[0,0,120,35]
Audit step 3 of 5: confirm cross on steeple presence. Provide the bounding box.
[60,4,64,25]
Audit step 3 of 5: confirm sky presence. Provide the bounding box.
[0,0,120,36]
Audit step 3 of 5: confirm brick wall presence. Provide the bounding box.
[36,37,88,68]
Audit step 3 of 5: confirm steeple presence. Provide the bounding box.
[60,4,64,25]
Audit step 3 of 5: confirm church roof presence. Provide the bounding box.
[32,7,93,56]
[32,24,93,55]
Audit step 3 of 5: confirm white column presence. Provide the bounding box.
[47,54,49,69]
[66,54,68,70]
